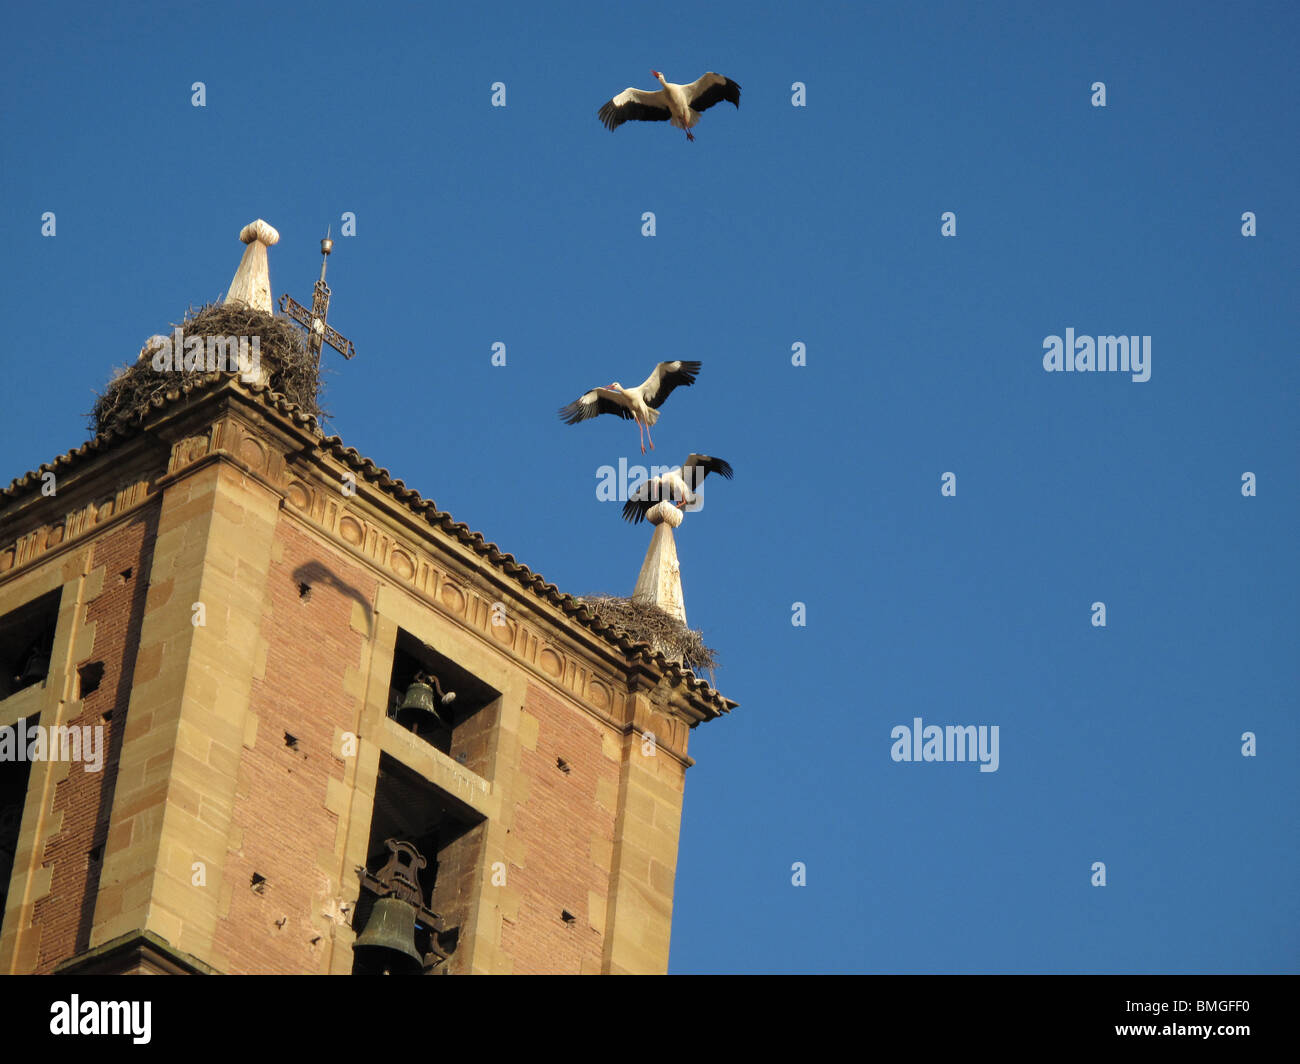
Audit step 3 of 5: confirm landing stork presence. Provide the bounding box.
[558,360,701,454]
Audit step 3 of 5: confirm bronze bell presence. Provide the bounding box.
[398,679,441,721]
[395,672,453,732]
[352,896,425,974]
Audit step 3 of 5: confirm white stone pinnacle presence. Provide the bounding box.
[224,219,280,314]
[632,502,687,628]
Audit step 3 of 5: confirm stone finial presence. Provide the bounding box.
[632,507,687,627]
[224,219,280,314]
[645,501,684,528]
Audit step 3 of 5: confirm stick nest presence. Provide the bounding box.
[579,594,718,672]
[89,302,323,437]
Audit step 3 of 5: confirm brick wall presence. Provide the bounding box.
[33,510,158,972]
[500,683,618,974]
[211,519,375,974]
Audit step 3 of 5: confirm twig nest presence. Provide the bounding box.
[137,335,169,363]
[646,501,684,527]
[89,302,321,437]
[580,594,717,671]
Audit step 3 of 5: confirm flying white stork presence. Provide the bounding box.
[622,454,734,523]
[598,71,740,142]
[558,360,701,454]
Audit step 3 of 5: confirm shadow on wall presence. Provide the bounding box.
[291,560,374,639]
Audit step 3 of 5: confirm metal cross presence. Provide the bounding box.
[279,230,356,369]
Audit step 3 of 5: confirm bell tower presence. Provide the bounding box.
[0,220,735,975]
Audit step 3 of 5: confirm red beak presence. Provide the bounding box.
[650,70,660,79]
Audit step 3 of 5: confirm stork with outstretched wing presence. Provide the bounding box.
[558,360,702,454]
[622,454,734,523]
[598,71,740,142]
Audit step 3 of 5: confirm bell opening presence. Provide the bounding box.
[0,589,60,700]
[349,755,487,975]
[0,712,40,924]
[386,629,502,768]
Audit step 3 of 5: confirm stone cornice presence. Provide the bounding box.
[53,929,219,975]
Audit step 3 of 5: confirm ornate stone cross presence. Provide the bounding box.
[279,231,356,370]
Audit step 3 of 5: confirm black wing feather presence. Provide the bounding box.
[621,470,672,523]
[621,495,656,524]
[682,454,734,489]
[598,99,672,131]
[644,360,702,410]
[690,77,741,113]
[558,389,634,424]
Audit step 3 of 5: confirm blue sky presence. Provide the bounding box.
[1,0,1296,973]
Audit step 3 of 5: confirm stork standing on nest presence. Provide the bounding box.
[558,360,701,454]
[598,71,741,142]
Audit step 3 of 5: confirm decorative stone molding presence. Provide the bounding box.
[283,476,627,723]
[0,479,152,579]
